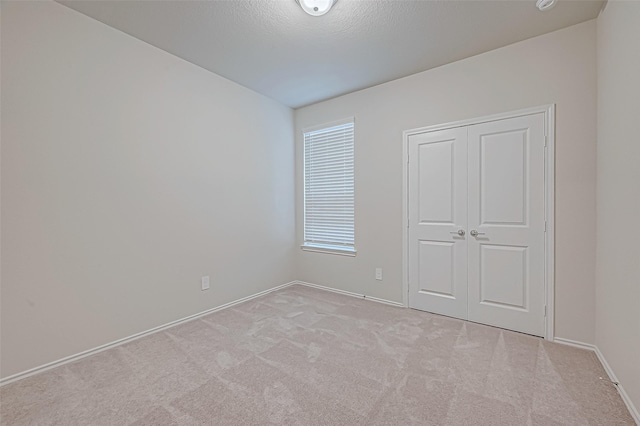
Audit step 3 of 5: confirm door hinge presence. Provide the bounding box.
[544,220,547,232]
[544,305,547,317]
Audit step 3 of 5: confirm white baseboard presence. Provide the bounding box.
[292,280,405,308]
[0,280,406,387]
[592,345,640,425]
[553,337,597,351]
[554,337,639,424]
[0,280,405,387]
[0,281,297,387]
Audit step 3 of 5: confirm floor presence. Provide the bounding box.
[0,284,634,425]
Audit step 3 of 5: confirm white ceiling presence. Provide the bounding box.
[58,0,604,108]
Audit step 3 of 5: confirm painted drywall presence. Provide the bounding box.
[295,20,598,344]
[0,1,295,378]
[596,0,640,412]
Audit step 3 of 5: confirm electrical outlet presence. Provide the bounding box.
[375,268,383,281]
[201,276,210,291]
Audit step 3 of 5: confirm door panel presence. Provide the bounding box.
[418,241,455,298]
[467,114,545,336]
[479,244,528,310]
[408,128,467,320]
[418,141,455,223]
[480,129,528,225]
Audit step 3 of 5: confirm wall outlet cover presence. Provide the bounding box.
[201,276,210,291]
[375,268,383,281]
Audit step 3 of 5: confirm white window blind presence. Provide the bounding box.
[303,120,355,253]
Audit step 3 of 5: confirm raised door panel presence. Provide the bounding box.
[479,244,528,311]
[418,241,455,298]
[480,130,528,226]
[418,140,454,224]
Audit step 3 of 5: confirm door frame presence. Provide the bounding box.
[402,104,555,340]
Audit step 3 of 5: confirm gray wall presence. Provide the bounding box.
[596,0,640,413]
[1,1,295,378]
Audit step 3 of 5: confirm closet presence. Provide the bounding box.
[406,111,548,336]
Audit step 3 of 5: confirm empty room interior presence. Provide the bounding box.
[1,0,639,424]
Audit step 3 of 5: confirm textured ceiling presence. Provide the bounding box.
[58,0,604,108]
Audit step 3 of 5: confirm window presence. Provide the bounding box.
[303,118,355,255]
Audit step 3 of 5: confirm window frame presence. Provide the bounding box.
[301,117,356,256]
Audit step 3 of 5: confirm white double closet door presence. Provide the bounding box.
[408,113,546,336]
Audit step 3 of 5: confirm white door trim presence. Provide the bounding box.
[402,104,555,340]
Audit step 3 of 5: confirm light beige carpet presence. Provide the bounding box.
[0,284,634,425]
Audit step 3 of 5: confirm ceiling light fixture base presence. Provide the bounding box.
[295,0,338,17]
[536,0,557,12]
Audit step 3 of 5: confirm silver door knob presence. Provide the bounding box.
[450,229,465,236]
[470,230,486,237]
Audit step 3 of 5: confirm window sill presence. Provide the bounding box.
[301,244,356,257]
